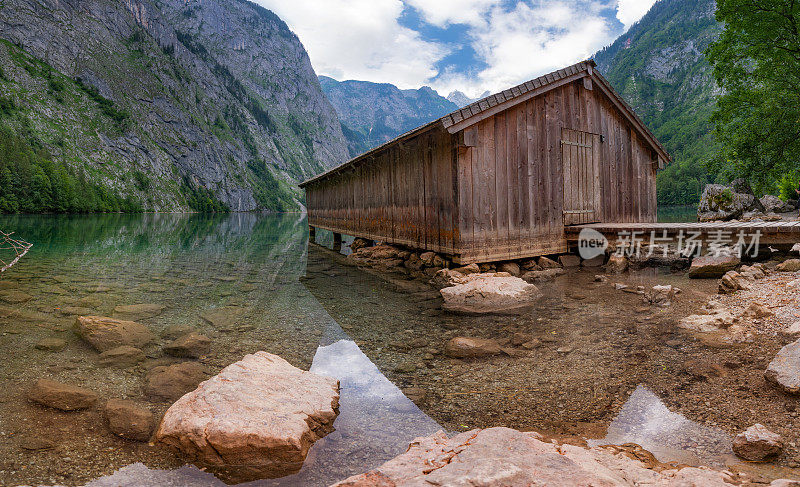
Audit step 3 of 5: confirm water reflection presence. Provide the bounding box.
[588,385,735,468]
[78,293,441,487]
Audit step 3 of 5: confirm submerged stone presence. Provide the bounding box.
[145,362,207,402]
[688,254,740,279]
[74,316,154,352]
[27,379,97,411]
[444,337,503,358]
[34,337,66,352]
[164,333,211,358]
[98,345,146,368]
[113,303,166,320]
[105,399,154,442]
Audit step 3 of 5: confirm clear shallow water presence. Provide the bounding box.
[0,213,797,486]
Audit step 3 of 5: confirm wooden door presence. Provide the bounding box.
[561,128,601,225]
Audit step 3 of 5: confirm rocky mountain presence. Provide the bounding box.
[319,77,458,157]
[0,0,349,212]
[446,90,490,108]
[593,0,720,205]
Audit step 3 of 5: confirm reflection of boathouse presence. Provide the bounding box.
[301,60,670,264]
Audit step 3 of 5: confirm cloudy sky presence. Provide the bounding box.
[255,0,658,98]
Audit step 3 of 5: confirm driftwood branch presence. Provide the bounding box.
[0,230,32,273]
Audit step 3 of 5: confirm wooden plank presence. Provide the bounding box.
[516,104,529,254]
[495,111,509,254]
[458,144,474,258]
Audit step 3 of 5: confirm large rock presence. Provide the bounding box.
[761,194,795,214]
[164,333,211,358]
[698,183,763,222]
[719,271,750,294]
[113,303,165,320]
[74,316,154,352]
[440,275,541,314]
[497,262,521,277]
[105,399,154,441]
[765,339,800,394]
[27,379,97,411]
[521,268,565,282]
[349,237,372,252]
[678,311,736,332]
[333,427,736,486]
[733,424,784,461]
[444,337,503,358]
[145,362,207,402]
[777,259,800,272]
[688,254,740,278]
[155,352,339,482]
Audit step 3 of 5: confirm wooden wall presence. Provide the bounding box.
[305,125,459,255]
[455,78,657,263]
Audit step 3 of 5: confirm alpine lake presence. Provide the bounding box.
[0,212,798,486]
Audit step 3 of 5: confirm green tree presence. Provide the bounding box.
[707,0,800,194]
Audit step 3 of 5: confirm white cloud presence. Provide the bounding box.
[254,0,448,88]
[430,1,617,97]
[404,0,499,27]
[254,0,654,98]
[616,0,658,31]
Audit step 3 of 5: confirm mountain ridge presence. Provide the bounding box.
[0,0,349,212]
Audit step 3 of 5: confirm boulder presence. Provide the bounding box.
[349,237,372,252]
[430,269,465,289]
[161,324,197,340]
[739,264,766,280]
[761,195,795,214]
[646,285,675,307]
[34,337,66,352]
[780,321,800,341]
[98,346,146,368]
[444,337,503,358]
[521,268,565,283]
[333,428,736,486]
[497,262,521,277]
[74,316,154,352]
[688,254,740,278]
[440,275,541,314]
[777,259,800,272]
[27,379,97,411]
[679,311,736,333]
[164,333,211,358]
[697,183,763,222]
[519,258,542,271]
[451,263,479,275]
[113,303,166,320]
[719,271,750,294]
[742,302,774,319]
[105,399,154,441]
[765,339,800,394]
[145,362,207,402]
[419,252,436,266]
[155,352,339,482]
[537,256,561,269]
[404,254,424,271]
[732,424,784,461]
[558,254,581,267]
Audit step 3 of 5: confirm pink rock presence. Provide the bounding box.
[733,424,784,461]
[440,275,541,314]
[333,427,735,486]
[155,352,339,483]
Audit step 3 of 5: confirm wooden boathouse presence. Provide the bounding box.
[301,60,672,264]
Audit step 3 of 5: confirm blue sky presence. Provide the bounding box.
[256,0,658,97]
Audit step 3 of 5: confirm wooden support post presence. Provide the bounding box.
[309,226,316,241]
[333,232,342,251]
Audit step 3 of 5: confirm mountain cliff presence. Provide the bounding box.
[319,77,458,157]
[0,0,349,212]
[593,0,720,205]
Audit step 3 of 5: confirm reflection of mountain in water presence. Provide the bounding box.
[81,287,440,487]
[589,385,734,468]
